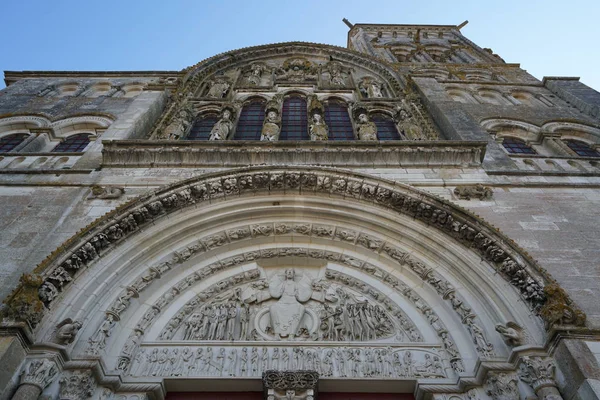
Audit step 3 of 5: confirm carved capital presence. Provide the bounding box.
[263,370,319,400]
[19,358,59,391]
[58,370,96,400]
[519,356,558,392]
[485,372,519,400]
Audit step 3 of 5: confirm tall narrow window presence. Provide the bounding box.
[280,97,308,140]
[501,137,536,154]
[188,114,218,140]
[324,101,354,140]
[235,101,265,140]
[563,139,600,157]
[372,114,401,140]
[52,133,91,152]
[0,133,29,153]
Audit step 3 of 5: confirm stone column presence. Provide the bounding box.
[263,370,319,400]
[12,358,59,400]
[519,356,564,400]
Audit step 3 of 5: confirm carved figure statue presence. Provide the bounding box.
[395,107,424,140]
[261,110,281,141]
[209,109,234,141]
[268,269,313,338]
[327,61,347,87]
[246,63,266,86]
[495,322,524,347]
[206,78,230,98]
[164,107,194,140]
[54,318,82,345]
[360,78,384,98]
[356,113,378,140]
[309,113,329,141]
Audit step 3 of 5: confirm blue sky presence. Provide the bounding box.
[1,0,599,90]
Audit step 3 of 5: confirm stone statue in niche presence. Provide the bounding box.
[206,77,231,98]
[395,106,424,140]
[261,95,282,141]
[243,62,268,86]
[356,113,378,140]
[323,60,351,88]
[209,108,235,140]
[359,77,385,98]
[164,104,195,140]
[308,96,329,141]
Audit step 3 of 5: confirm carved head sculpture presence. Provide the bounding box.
[222,109,232,120]
[267,110,278,122]
[359,113,369,124]
[285,268,295,280]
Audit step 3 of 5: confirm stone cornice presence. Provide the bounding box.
[101,140,487,168]
[3,71,182,86]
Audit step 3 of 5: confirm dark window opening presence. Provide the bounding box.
[52,133,91,153]
[235,101,266,140]
[372,114,401,140]
[188,114,219,140]
[0,133,29,153]
[564,139,600,158]
[324,101,354,140]
[502,137,536,154]
[280,97,308,140]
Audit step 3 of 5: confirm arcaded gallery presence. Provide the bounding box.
[1,20,600,400]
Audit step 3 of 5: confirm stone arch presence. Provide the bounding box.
[542,121,600,145]
[480,118,541,143]
[4,166,585,398]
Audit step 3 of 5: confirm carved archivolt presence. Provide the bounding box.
[2,167,583,337]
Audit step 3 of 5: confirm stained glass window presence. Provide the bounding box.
[280,97,308,140]
[564,139,600,157]
[235,101,266,140]
[324,101,354,140]
[372,114,401,140]
[52,133,91,152]
[0,134,28,153]
[188,114,218,140]
[502,137,536,154]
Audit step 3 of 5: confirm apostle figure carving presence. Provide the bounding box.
[206,78,231,98]
[359,77,384,98]
[395,107,424,140]
[356,113,378,140]
[261,110,281,141]
[209,109,235,140]
[309,113,329,141]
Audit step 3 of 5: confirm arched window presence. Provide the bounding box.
[52,133,91,153]
[324,100,354,140]
[0,133,29,153]
[501,137,536,154]
[280,96,308,140]
[188,114,219,140]
[235,100,265,140]
[563,139,600,158]
[372,114,401,140]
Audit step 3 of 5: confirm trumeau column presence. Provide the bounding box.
[263,370,319,400]
[12,358,59,400]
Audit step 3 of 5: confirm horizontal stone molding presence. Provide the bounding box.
[101,140,486,168]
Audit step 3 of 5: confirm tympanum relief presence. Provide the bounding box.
[162,267,410,343]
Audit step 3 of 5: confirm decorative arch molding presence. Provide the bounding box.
[542,121,600,144]
[149,42,405,139]
[0,114,51,129]
[3,166,584,338]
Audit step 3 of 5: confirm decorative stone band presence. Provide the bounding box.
[2,167,584,331]
[101,140,486,168]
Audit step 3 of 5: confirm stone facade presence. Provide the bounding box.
[0,20,599,400]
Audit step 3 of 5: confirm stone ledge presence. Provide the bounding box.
[101,140,487,168]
